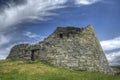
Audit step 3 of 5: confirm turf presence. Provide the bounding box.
[0,59,120,80]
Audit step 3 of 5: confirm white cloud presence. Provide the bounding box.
[24,31,40,38]
[0,0,67,31]
[0,0,102,31]
[0,34,11,47]
[23,31,46,39]
[24,31,46,41]
[100,36,120,66]
[100,37,120,51]
[0,46,11,60]
[106,51,120,66]
[75,0,100,5]
[0,55,6,60]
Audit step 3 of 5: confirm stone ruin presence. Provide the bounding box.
[7,25,112,74]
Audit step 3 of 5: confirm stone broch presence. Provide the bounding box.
[7,25,112,73]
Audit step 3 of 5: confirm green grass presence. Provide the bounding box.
[0,59,120,80]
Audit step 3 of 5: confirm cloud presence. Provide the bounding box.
[24,31,46,43]
[0,46,11,60]
[75,0,100,5]
[100,36,120,66]
[0,0,102,31]
[100,37,120,51]
[0,0,67,31]
[24,31,40,38]
[106,51,120,66]
[0,55,6,60]
[0,34,11,47]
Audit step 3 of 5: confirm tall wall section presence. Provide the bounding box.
[7,25,112,74]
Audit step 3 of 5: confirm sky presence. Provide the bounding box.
[0,0,120,66]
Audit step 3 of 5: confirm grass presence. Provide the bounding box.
[0,59,120,80]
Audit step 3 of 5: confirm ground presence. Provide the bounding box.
[0,59,120,80]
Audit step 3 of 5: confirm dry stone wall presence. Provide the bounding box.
[7,25,112,74]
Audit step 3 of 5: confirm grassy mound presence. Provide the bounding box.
[0,59,120,80]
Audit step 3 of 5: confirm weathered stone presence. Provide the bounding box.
[7,25,113,74]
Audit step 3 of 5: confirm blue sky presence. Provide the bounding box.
[0,0,120,66]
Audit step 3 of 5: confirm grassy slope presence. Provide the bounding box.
[0,59,120,80]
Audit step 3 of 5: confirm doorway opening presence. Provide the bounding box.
[31,50,35,61]
[59,34,63,38]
